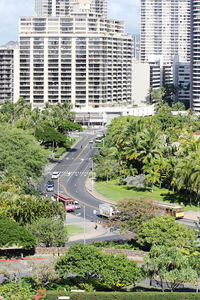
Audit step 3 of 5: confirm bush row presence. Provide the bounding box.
[46,292,200,300]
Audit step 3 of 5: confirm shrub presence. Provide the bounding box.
[0,216,36,249]
[0,283,35,300]
[59,292,200,300]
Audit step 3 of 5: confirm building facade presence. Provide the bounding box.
[35,0,107,17]
[0,45,19,102]
[190,0,200,112]
[140,0,191,105]
[19,0,132,107]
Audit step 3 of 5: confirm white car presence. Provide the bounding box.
[74,201,81,209]
[51,171,60,179]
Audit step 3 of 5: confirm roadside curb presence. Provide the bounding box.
[85,178,116,205]
[0,257,45,263]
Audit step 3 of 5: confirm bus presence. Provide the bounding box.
[154,201,184,219]
[52,193,76,212]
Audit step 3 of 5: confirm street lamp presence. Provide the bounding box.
[83,205,86,244]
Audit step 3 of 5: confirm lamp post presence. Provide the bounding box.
[83,205,86,245]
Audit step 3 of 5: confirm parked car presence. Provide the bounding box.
[74,201,81,209]
[51,172,60,179]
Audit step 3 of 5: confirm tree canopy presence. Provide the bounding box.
[136,215,196,251]
[0,216,36,249]
[143,246,198,292]
[0,126,49,179]
[56,243,143,290]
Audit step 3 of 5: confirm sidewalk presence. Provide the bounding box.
[65,214,108,242]
[184,210,199,221]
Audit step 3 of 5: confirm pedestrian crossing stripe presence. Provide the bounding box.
[64,171,90,176]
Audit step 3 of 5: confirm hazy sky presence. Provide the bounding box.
[0,0,140,45]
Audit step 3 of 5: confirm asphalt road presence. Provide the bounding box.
[38,128,107,222]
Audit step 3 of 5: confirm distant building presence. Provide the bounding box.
[18,0,132,108]
[0,43,19,103]
[140,0,191,105]
[190,0,200,112]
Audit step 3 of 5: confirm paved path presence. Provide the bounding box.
[65,213,109,242]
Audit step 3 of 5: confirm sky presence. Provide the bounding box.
[0,0,140,45]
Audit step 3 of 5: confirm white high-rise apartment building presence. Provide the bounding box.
[190,0,200,112]
[35,0,107,17]
[19,0,132,107]
[140,0,190,105]
[0,44,19,102]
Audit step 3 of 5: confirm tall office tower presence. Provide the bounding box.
[0,43,19,102]
[140,0,190,104]
[19,0,132,107]
[190,0,200,111]
[35,0,107,17]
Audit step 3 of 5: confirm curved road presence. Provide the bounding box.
[39,128,107,221]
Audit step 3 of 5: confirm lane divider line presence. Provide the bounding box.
[55,141,99,210]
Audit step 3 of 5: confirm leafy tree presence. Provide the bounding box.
[136,215,196,251]
[0,216,36,249]
[0,126,49,179]
[0,181,65,225]
[149,87,166,103]
[143,246,198,292]
[110,197,155,234]
[56,243,143,290]
[26,217,68,247]
[100,253,143,289]
[172,102,186,111]
[57,119,83,133]
[35,123,67,150]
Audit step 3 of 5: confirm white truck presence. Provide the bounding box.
[98,203,114,217]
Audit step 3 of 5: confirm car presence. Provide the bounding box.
[51,172,60,179]
[46,184,54,192]
[47,180,54,186]
[89,140,93,144]
[74,201,81,209]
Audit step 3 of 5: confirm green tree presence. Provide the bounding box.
[172,102,186,111]
[26,217,68,247]
[136,215,196,251]
[0,216,36,249]
[143,246,198,292]
[56,243,143,290]
[0,181,65,225]
[110,197,155,234]
[0,126,49,179]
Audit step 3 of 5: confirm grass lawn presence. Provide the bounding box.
[65,225,86,237]
[95,180,198,212]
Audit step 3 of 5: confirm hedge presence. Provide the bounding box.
[46,292,200,300]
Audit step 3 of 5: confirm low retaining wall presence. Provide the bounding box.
[102,248,147,260]
[35,247,69,255]
[0,247,146,260]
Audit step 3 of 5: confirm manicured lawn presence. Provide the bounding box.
[95,180,198,212]
[65,225,85,237]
